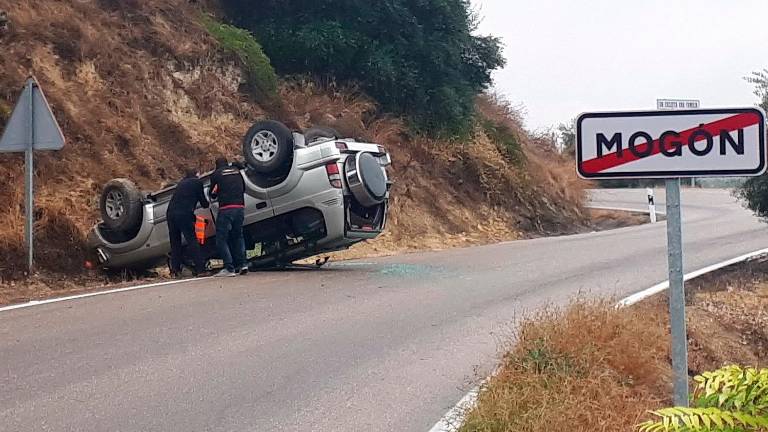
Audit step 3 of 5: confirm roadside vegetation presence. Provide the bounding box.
[200,15,279,105]
[457,257,768,432]
[458,300,670,432]
[732,71,767,216]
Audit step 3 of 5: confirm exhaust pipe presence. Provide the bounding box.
[95,248,110,264]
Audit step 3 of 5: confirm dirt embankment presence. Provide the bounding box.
[0,0,590,294]
[458,258,768,432]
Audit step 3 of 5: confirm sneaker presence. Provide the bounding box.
[215,269,237,278]
[238,266,249,276]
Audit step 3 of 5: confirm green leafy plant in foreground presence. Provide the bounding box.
[639,366,768,431]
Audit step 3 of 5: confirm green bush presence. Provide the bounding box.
[737,175,768,220]
[221,0,505,136]
[737,69,768,217]
[201,15,279,103]
[639,365,768,432]
[480,118,524,166]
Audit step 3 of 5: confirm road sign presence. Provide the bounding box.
[0,78,65,152]
[575,105,768,408]
[657,99,700,110]
[0,77,66,272]
[576,108,767,179]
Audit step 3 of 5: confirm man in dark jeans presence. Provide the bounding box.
[209,157,248,277]
[167,167,209,277]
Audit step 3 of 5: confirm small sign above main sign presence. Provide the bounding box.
[576,108,767,179]
[657,99,701,110]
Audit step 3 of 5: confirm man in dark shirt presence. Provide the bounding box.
[209,157,247,277]
[167,167,209,277]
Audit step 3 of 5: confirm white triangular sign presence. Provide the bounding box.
[0,77,65,153]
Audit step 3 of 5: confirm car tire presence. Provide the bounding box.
[242,120,294,174]
[304,126,341,144]
[100,178,143,232]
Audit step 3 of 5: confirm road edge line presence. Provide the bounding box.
[0,277,213,313]
[617,247,768,307]
[426,246,768,432]
[426,385,481,432]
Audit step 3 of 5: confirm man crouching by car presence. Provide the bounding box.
[210,157,248,277]
[167,167,209,277]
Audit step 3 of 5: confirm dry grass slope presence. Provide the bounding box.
[0,0,589,288]
[459,300,671,432]
[0,0,260,280]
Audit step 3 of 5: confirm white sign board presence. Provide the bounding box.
[0,77,65,153]
[576,108,766,179]
[657,99,700,110]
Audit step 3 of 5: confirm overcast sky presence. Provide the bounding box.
[473,0,768,131]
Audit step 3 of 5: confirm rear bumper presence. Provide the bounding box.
[344,199,388,240]
[344,228,383,240]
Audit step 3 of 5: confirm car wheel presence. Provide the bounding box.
[345,152,388,207]
[100,178,143,232]
[304,126,341,145]
[242,120,294,174]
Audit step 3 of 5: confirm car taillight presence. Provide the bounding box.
[335,142,348,151]
[325,163,342,188]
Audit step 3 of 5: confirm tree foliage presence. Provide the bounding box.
[746,69,768,112]
[638,366,768,432]
[736,69,768,218]
[558,120,576,155]
[220,0,505,135]
[201,15,279,104]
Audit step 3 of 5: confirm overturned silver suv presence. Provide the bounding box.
[87,120,391,270]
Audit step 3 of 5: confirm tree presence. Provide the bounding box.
[736,69,768,218]
[220,0,505,135]
[557,120,576,155]
[747,69,768,111]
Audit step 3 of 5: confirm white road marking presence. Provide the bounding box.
[426,246,768,432]
[617,247,768,307]
[0,277,212,313]
[427,385,481,432]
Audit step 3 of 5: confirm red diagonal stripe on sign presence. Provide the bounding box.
[581,112,761,174]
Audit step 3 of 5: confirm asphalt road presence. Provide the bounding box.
[2,188,767,432]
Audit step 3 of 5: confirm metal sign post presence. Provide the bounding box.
[576,107,767,407]
[24,79,34,271]
[0,77,66,272]
[665,178,688,406]
[658,100,697,405]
